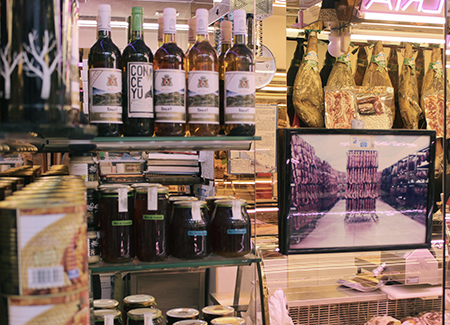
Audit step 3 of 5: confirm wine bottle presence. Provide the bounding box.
[186,18,196,54]
[157,17,164,48]
[121,6,154,136]
[219,20,232,134]
[186,8,219,136]
[88,4,122,137]
[153,7,186,136]
[224,9,255,136]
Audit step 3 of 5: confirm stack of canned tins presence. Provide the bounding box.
[0,175,90,324]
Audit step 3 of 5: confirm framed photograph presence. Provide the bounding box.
[278,128,436,255]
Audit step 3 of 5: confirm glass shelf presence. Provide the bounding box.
[89,252,262,274]
[44,136,261,152]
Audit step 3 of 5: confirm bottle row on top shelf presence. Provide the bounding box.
[0,2,256,139]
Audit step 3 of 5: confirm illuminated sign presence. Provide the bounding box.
[360,0,443,15]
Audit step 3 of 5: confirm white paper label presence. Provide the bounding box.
[224,71,255,124]
[127,62,154,118]
[89,68,122,123]
[118,188,128,213]
[154,69,186,123]
[232,200,242,219]
[187,71,219,124]
[191,201,202,221]
[148,187,158,211]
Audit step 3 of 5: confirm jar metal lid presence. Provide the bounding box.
[201,305,234,316]
[173,200,206,208]
[211,317,245,325]
[169,196,198,202]
[213,199,247,207]
[128,308,162,320]
[123,294,156,306]
[205,196,235,201]
[93,299,119,309]
[99,185,134,194]
[166,308,199,319]
[174,321,208,325]
[133,184,169,194]
[94,309,121,320]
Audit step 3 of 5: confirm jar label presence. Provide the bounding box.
[89,68,123,124]
[118,188,128,212]
[104,314,115,325]
[187,71,219,125]
[69,162,98,182]
[148,187,158,210]
[143,214,164,220]
[188,230,207,236]
[227,229,247,235]
[232,200,241,219]
[144,312,153,325]
[191,201,202,221]
[127,62,154,118]
[224,71,255,125]
[88,235,100,257]
[112,220,132,226]
[154,69,186,123]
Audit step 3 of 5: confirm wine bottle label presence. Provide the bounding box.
[154,69,186,123]
[127,62,154,118]
[89,68,122,124]
[187,71,219,124]
[224,71,255,125]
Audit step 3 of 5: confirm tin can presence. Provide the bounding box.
[0,177,25,191]
[166,308,199,325]
[0,197,88,295]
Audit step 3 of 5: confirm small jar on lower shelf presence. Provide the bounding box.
[127,308,163,325]
[94,309,122,325]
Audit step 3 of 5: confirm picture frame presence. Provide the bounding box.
[278,128,436,255]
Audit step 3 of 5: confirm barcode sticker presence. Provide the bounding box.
[148,187,158,211]
[27,266,65,289]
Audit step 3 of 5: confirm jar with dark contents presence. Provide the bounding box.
[132,184,169,262]
[94,309,122,325]
[210,199,251,257]
[201,306,234,324]
[166,308,199,325]
[0,184,7,201]
[98,185,135,263]
[168,196,198,224]
[205,196,234,220]
[87,188,99,230]
[169,200,210,259]
[123,294,156,325]
[211,317,245,325]
[128,308,163,325]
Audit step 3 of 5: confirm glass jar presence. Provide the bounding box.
[205,196,234,220]
[88,230,100,264]
[168,196,198,224]
[94,309,122,325]
[132,184,169,262]
[128,308,163,325]
[87,188,99,230]
[166,308,199,325]
[201,306,234,324]
[94,299,120,310]
[211,317,245,325]
[98,185,135,263]
[123,294,156,324]
[210,199,251,257]
[169,200,210,259]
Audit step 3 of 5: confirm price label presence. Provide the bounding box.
[349,135,374,150]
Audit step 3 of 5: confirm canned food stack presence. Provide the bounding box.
[0,176,90,324]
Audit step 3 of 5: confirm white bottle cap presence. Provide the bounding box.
[233,9,247,36]
[97,4,111,31]
[163,7,177,34]
[220,20,232,44]
[196,8,209,35]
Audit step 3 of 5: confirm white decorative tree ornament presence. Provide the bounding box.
[0,43,23,99]
[22,30,62,100]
